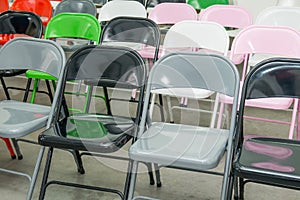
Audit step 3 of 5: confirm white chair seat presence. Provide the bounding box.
[129,122,229,170]
[0,100,50,138]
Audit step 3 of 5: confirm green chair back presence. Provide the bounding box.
[44,12,101,44]
[188,0,229,10]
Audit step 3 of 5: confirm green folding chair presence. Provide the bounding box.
[187,0,229,10]
[25,13,101,112]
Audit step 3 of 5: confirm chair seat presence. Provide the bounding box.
[219,81,294,109]
[26,70,57,80]
[151,88,214,99]
[129,122,229,171]
[235,136,300,189]
[39,114,136,153]
[0,100,51,138]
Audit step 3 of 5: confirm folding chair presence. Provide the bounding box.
[150,20,229,127]
[127,52,240,200]
[0,10,43,160]
[10,0,53,26]
[98,0,147,23]
[231,57,300,199]
[38,45,147,199]
[218,25,300,140]
[53,0,97,16]
[25,12,101,109]
[0,37,66,200]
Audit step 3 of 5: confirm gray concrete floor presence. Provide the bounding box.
[0,76,300,200]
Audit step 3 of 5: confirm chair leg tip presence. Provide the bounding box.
[17,155,23,160]
[157,182,162,187]
[78,168,85,174]
[11,155,16,160]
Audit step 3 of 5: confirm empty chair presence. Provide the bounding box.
[127,52,240,200]
[98,0,147,23]
[0,37,66,200]
[38,45,147,199]
[218,25,300,140]
[150,20,229,126]
[148,2,197,25]
[25,12,101,107]
[231,57,300,199]
[53,0,97,16]
[199,4,253,37]
[10,0,53,26]
[0,11,43,159]
[233,0,278,21]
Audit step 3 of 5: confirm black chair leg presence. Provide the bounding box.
[239,177,244,200]
[145,163,155,185]
[72,150,85,174]
[23,78,32,102]
[154,163,161,187]
[39,147,54,200]
[11,138,23,160]
[0,77,10,100]
[45,80,53,102]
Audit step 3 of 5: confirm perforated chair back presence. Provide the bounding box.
[54,0,97,17]
[163,20,229,55]
[148,3,198,24]
[255,6,300,31]
[98,0,147,22]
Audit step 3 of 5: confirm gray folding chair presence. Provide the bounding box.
[0,37,66,200]
[127,52,240,199]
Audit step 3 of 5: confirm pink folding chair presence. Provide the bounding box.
[218,25,300,139]
[199,4,253,37]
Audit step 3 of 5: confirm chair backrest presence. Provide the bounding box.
[255,6,300,31]
[65,45,146,89]
[230,25,300,59]
[0,11,43,45]
[199,5,253,29]
[233,0,278,20]
[242,58,300,101]
[187,0,229,10]
[100,16,160,60]
[230,25,300,81]
[148,3,198,24]
[0,0,9,13]
[146,0,186,9]
[98,0,147,22]
[44,13,101,44]
[0,37,65,78]
[163,20,229,56]
[53,0,97,17]
[10,0,53,26]
[139,52,239,134]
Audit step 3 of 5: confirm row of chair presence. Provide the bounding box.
[2,35,300,200]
